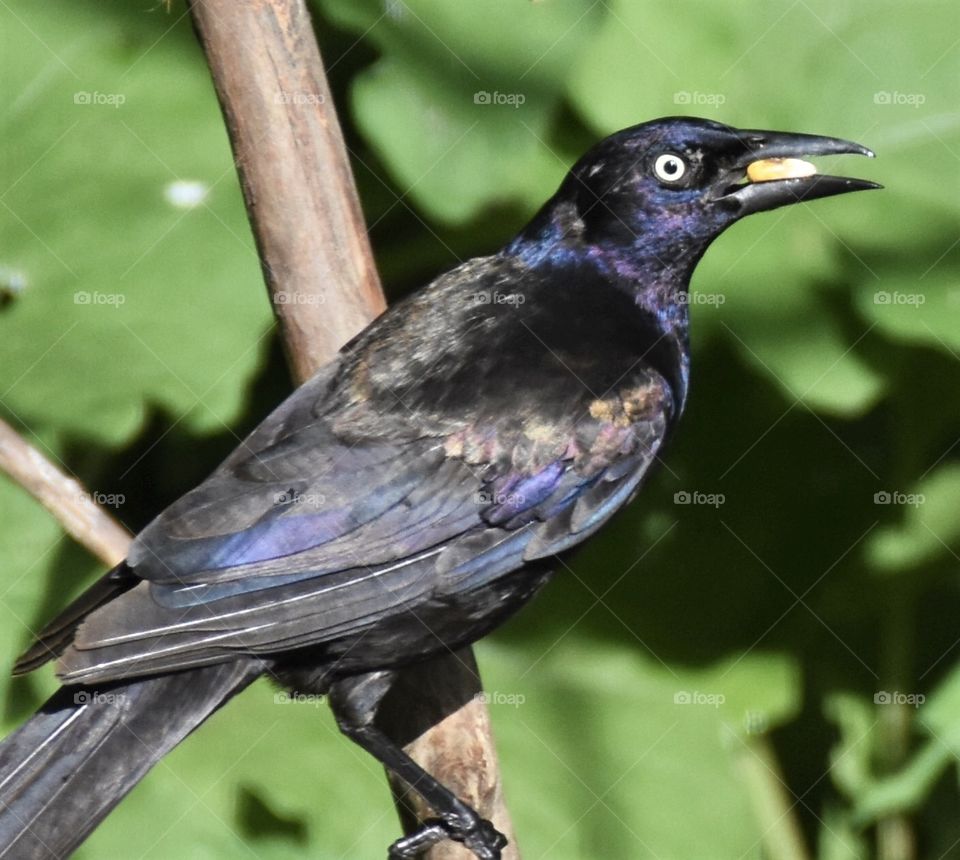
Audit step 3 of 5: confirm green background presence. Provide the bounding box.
[1,1,958,857]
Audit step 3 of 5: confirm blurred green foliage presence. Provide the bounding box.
[1,1,958,857]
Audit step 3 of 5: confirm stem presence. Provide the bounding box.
[876,578,916,860]
[732,729,811,860]
[875,379,921,860]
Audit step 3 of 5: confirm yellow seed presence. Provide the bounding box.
[747,157,817,182]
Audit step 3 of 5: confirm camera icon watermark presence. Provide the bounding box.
[673,690,725,708]
[473,90,526,109]
[275,90,325,106]
[474,490,527,507]
[673,490,725,508]
[873,490,925,507]
[74,690,125,705]
[673,91,726,107]
[469,290,525,307]
[474,691,526,707]
[679,291,726,306]
[873,91,926,108]
[274,291,325,305]
[78,490,126,508]
[273,490,326,508]
[874,691,924,708]
[274,691,326,707]
[73,91,126,108]
[873,290,925,306]
[74,291,125,308]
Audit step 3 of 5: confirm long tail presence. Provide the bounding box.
[0,661,261,859]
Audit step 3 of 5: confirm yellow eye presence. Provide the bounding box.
[653,153,687,183]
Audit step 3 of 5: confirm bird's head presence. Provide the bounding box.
[511,116,878,286]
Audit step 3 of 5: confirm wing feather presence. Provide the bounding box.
[44,353,673,684]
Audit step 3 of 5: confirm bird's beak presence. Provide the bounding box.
[715,128,881,215]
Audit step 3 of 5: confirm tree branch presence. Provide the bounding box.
[0,417,130,567]
[188,0,384,377]
[187,1,518,856]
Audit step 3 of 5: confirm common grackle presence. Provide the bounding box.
[0,117,877,859]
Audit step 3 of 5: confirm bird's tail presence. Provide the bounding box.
[0,661,261,859]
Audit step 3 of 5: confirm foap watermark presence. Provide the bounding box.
[874,490,925,507]
[674,690,725,708]
[274,291,325,305]
[79,490,125,509]
[474,490,526,507]
[273,490,326,508]
[873,91,926,108]
[679,291,726,306]
[674,490,725,508]
[74,290,125,308]
[275,90,325,106]
[74,690,125,706]
[874,690,925,708]
[274,691,326,707]
[74,91,126,108]
[874,290,925,306]
[473,90,525,109]
[674,91,726,107]
[475,691,526,708]
[470,290,525,307]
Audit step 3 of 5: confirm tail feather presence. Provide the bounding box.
[13,565,136,676]
[0,661,261,859]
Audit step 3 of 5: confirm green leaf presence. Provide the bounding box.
[819,802,871,860]
[824,692,877,802]
[856,269,960,354]
[918,660,960,756]
[478,640,801,858]
[694,228,886,416]
[865,463,960,574]
[0,3,272,446]
[317,0,603,223]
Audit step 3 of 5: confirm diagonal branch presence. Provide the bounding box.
[0,416,130,567]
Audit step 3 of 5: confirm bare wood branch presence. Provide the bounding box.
[0,417,131,567]
[189,0,385,380]
[187,1,518,856]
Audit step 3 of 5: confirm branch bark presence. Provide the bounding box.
[0,417,130,567]
[187,1,518,856]
[187,0,384,378]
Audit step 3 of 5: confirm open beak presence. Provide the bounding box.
[716,128,881,215]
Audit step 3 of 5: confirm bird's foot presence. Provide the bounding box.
[387,811,507,859]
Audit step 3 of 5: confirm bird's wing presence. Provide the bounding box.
[32,345,672,684]
[48,366,672,684]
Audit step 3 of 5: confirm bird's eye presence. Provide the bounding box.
[653,153,687,183]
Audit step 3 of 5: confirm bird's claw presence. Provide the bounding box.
[387,813,506,859]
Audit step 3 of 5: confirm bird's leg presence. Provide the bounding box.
[328,671,507,859]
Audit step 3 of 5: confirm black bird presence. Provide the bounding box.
[0,117,877,859]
